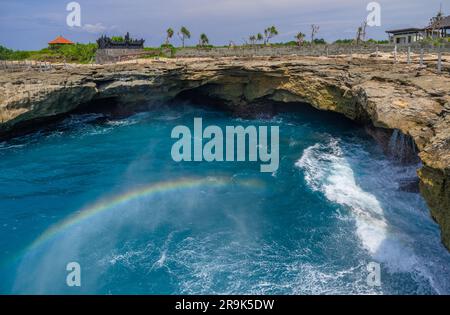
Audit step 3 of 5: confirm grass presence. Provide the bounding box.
[419,37,450,46]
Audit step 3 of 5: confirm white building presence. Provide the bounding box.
[386,15,450,44]
[386,28,425,44]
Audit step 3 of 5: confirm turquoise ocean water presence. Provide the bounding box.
[0,103,449,294]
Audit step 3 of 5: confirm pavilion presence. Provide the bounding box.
[48,36,75,48]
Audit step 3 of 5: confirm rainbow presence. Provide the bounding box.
[26,176,263,253]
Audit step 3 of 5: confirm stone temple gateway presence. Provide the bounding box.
[95,33,146,64]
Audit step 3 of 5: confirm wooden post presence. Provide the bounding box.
[437,47,442,73]
[407,46,411,64]
[420,48,424,66]
[394,45,397,63]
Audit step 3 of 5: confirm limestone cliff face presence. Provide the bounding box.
[0,56,449,250]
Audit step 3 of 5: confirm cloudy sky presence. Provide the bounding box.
[0,0,447,50]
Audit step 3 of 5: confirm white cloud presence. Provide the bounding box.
[81,23,109,34]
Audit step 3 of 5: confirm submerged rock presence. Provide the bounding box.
[398,178,421,193]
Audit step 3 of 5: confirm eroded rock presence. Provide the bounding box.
[0,56,449,250]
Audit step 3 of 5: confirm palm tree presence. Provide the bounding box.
[256,33,263,44]
[165,28,174,45]
[263,26,278,45]
[178,26,191,48]
[249,35,257,46]
[295,32,305,46]
[199,33,209,47]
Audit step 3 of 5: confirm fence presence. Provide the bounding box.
[0,60,54,72]
[1,44,448,73]
[0,60,81,72]
[174,43,450,58]
[95,48,161,64]
[173,43,448,73]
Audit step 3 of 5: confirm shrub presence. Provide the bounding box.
[160,44,176,57]
[0,43,97,63]
[58,43,98,63]
[0,45,13,60]
[334,39,354,45]
[419,37,447,47]
[312,38,327,45]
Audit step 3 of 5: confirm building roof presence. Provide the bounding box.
[386,28,424,34]
[48,36,74,45]
[427,15,450,29]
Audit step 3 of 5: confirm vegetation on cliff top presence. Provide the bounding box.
[0,43,97,63]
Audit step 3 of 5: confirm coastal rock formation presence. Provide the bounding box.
[0,56,449,250]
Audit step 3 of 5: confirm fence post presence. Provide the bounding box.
[394,45,398,63]
[407,46,411,64]
[437,46,442,73]
[420,48,424,66]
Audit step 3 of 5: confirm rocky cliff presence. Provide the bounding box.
[0,56,449,249]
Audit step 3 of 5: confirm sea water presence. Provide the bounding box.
[0,103,449,294]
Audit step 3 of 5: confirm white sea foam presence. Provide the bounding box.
[0,143,26,150]
[296,139,450,293]
[164,233,381,295]
[106,119,138,127]
[297,140,392,256]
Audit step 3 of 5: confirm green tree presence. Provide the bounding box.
[166,28,174,45]
[257,33,263,44]
[178,26,191,47]
[334,39,354,45]
[367,39,389,44]
[249,35,257,46]
[295,32,305,46]
[312,38,326,45]
[263,26,278,45]
[199,33,209,47]
[0,45,13,60]
[111,36,124,42]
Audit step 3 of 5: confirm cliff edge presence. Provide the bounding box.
[0,56,449,249]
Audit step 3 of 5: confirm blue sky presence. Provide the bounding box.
[0,0,447,50]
